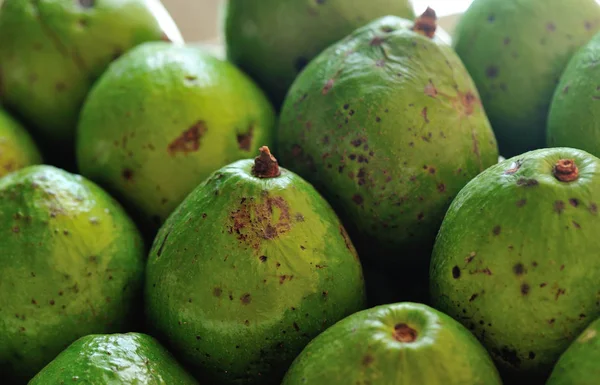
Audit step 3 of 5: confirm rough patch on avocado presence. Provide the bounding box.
[168,121,207,155]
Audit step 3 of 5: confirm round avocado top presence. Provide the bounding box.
[0,109,42,177]
[29,332,199,384]
[453,0,600,157]
[0,0,183,143]
[145,148,366,384]
[281,302,502,385]
[76,41,276,233]
[430,147,600,380]
[0,165,145,382]
[224,0,416,107]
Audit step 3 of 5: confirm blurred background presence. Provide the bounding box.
[161,0,474,44]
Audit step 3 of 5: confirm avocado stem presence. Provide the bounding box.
[393,323,418,343]
[412,7,438,39]
[553,159,579,182]
[252,146,281,178]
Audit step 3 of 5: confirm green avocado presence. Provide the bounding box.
[453,0,600,158]
[0,109,42,178]
[224,0,416,108]
[546,317,600,385]
[547,31,600,157]
[0,0,183,168]
[0,165,145,383]
[430,147,600,382]
[145,147,366,385]
[77,42,276,236]
[29,332,199,384]
[282,302,502,385]
[276,13,497,270]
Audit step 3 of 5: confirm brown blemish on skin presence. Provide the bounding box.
[505,160,523,174]
[168,121,206,155]
[469,293,478,302]
[573,221,581,229]
[569,198,579,207]
[352,194,364,205]
[362,355,374,366]
[370,36,384,46]
[322,79,334,94]
[55,82,66,92]
[412,7,437,38]
[437,183,446,193]
[339,225,354,252]
[393,324,418,342]
[458,91,478,116]
[421,107,429,123]
[237,124,254,151]
[521,283,530,295]
[492,225,501,235]
[259,255,267,262]
[517,178,539,187]
[554,200,565,214]
[213,288,222,297]
[590,203,598,215]
[516,199,527,207]
[553,159,579,182]
[122,168,133,181]
[240,293,252,304]
[546,22,556,32]
[486,66,499,78]
[555,288,566,300]
[424,81,438,97]
[513,263,525,276]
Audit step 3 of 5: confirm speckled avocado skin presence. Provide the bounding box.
[430,147,600,383]
[29,333,199,384]
[0,165,145,384]
[77,42,276,235]
[277,16,498,264]
[0,0,182,165]
[453,0,600,158]
[548,32,600,157]
[225,0,415,108]
[546,317,600,385]
[282,302,502,385]
[0,109,42,178]
[145,158,366,385]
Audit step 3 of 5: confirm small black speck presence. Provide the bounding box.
[521,283,530,295]
[452,266,461,279]
[529,352,536,359]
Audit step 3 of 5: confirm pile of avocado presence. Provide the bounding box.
[3,0,600,384]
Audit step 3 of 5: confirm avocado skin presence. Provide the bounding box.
[77,42,276,238]
[277,16,498,268]
[430,147,600,382]
[546,317,600,385]
[0,165,145,384]
[282,302,502,385]
[548,31,600,157]
[453,0,600,158]
[29,332,199,384]
[145,159,366,385]
[0,109,42,178]
[224,0,415,108]
[0,0,183,170]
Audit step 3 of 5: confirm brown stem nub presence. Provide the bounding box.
[553,159,579,182]
[393,323,418,343]
[412,7,438,38]
[252,146,281,178]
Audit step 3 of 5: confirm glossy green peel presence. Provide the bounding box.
[77,42,276,234]
[0,165,145,383]
[0,0,182,147]
[430,147,600,381]
[0,109,42,178]
[29,333,199,384]
[225,0,416,108]
[145,149,366,385]
[453,0,600,157]
[282,302,502,385]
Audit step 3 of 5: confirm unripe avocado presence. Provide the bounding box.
[0,0,183,167]
[282,302,502,385]
[430,147,600,382]
[0,109,42,178]
[548,31,600,157]
[277,13,498,265]
[224,0,416,108]
[77,42,276,235]
[0,165,145,383]
[453,0,600,157]
[145,147,366,385]
[546,317,600,385]
[29,333,199,384]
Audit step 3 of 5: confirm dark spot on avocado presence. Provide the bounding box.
[55,82,66,92]
[488,14,495,22]
[370,36,384,46]
[513,263,525,276]
[528,351,536,359]
[156,229,171,257]
[421,107,429,123]
[78,0,94,8]
[437,183,446,193]
[573,221,581,229]
[49,300,55,305]
[12,226,20,233]
[540,283,547,288]
[31,298,37,305]
[549,318,555,324]
[352,194,363,205]
[492,225,501,235]
[237,124,254,151]
[424,81,438,97]
[554,200,565,214]
[244,320,250,326]
[568,198,579,207]
[417,212,424,221]
[469,293,478,302]
[229,195,291,248]
[376,116,381,122]
[546,22,556,32]
[294,57,309,72]
[279,275,289,284]
[293,322,300,332]
[122,168,133,181]
[240,293,251,304]
[351,138,363,147]
[555,288,566,300]
[322,79,334,94]
[452,266,461,279]
[590,203,598,214]
[259,255,267,262]
[213,288,222,297]
[362,354,374,366]
[339,225,354,252]
[486,66,499,78]
[168,121,206,155]
[504,37,511,45]
[517,178,538,187]
[521,283,530,295]
[516,199,527,207]
[495,346,521,368]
